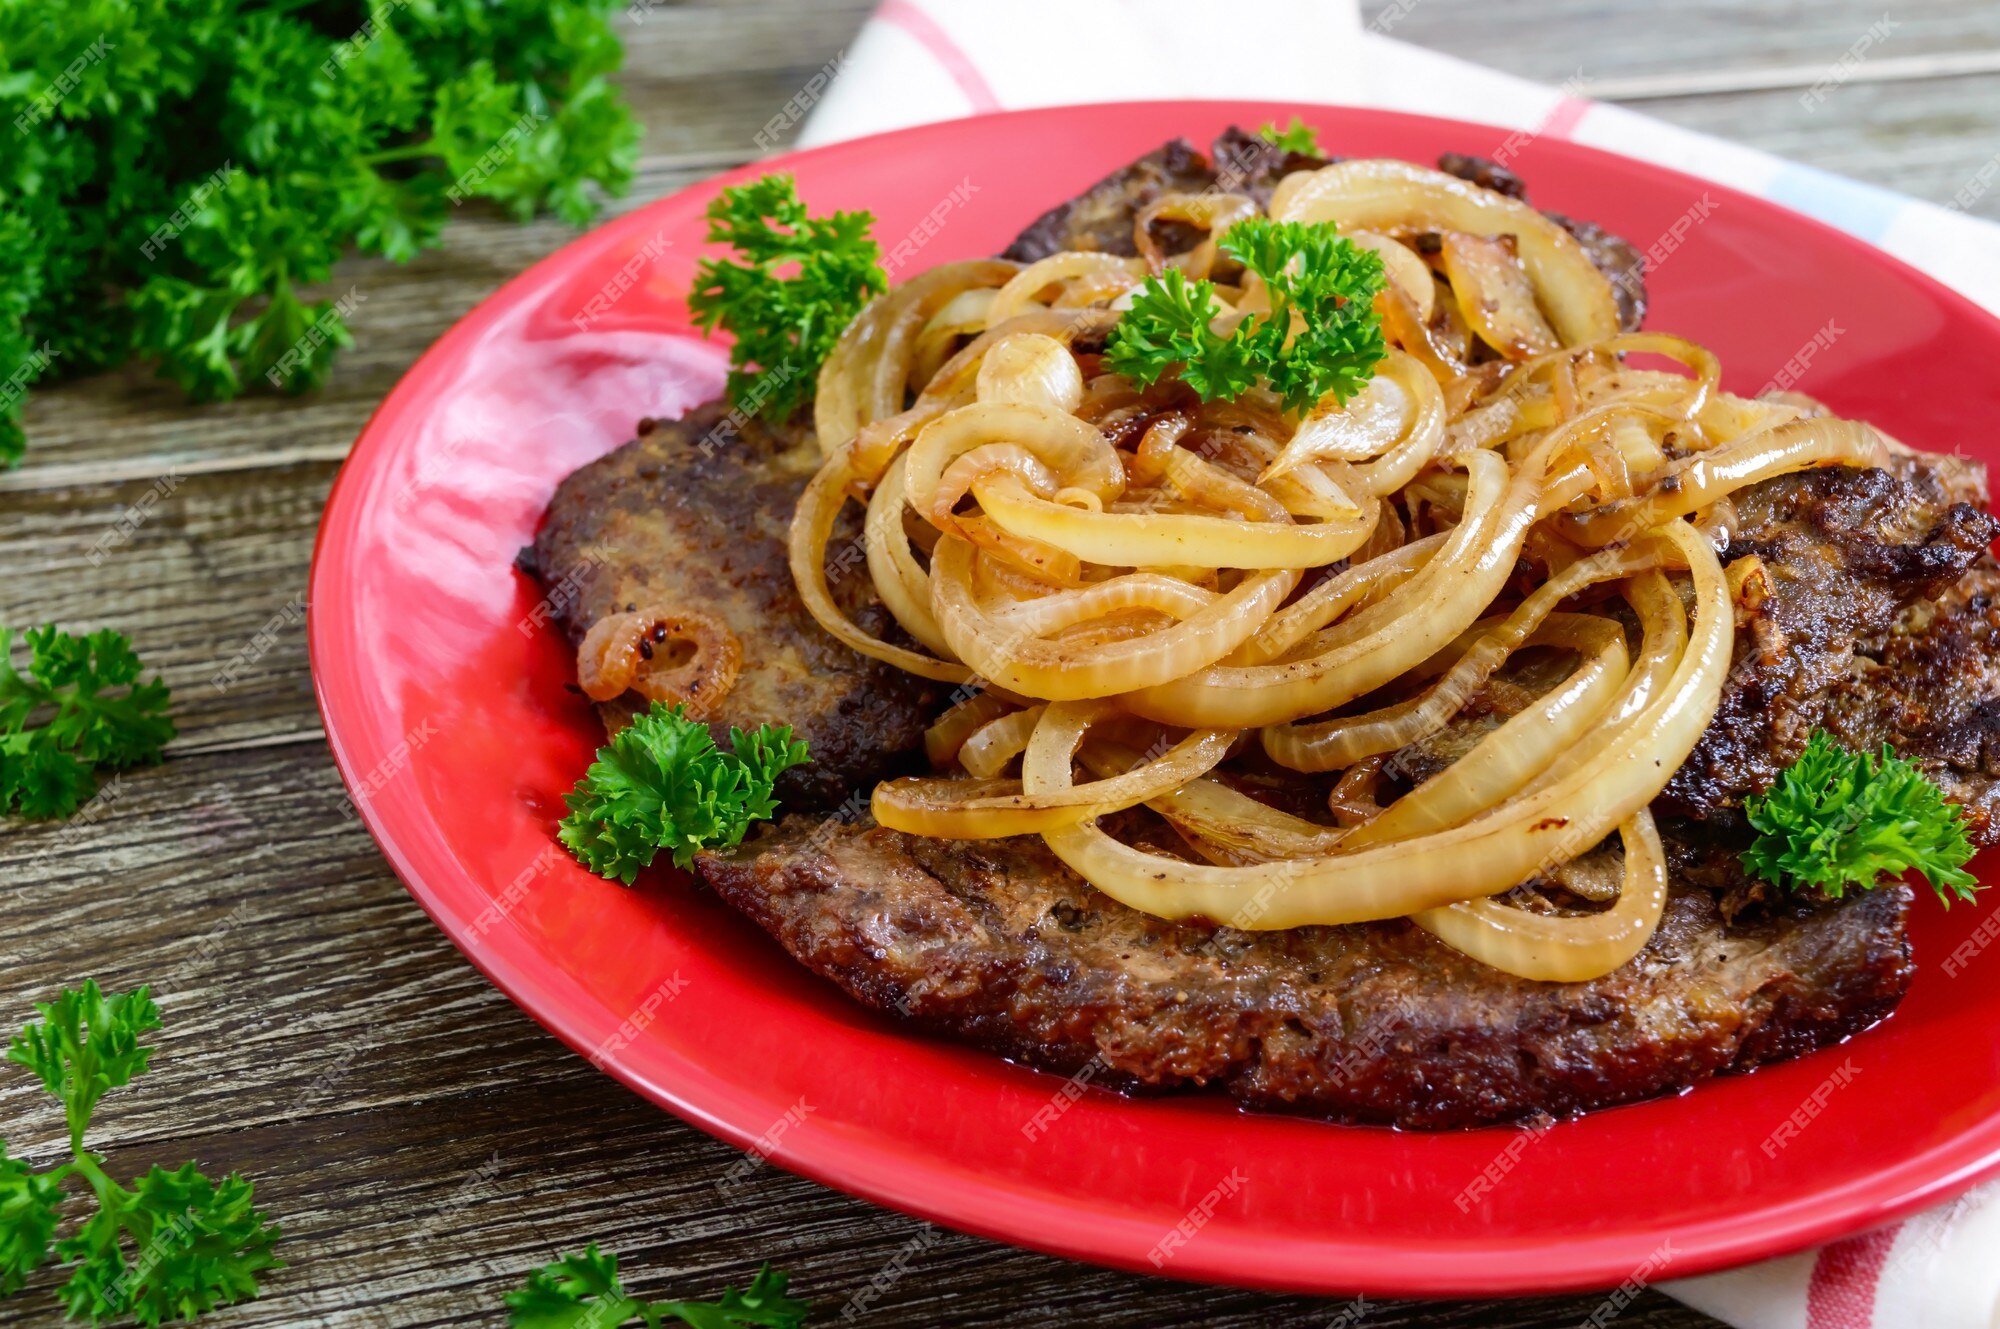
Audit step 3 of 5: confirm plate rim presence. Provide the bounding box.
[309,98,2000,1298]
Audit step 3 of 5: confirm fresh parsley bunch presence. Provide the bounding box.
[0,0,642,466]
[0,981,281,1325]
[559,702,810,884]
[1104,217,1388,414]
[1,625,174,820]
[1742,731,1979,903]
[1258,117,1322,155]
[505,1247,809,1329]
[689,174,886,424]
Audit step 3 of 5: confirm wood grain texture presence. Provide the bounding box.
[19,0,1997,1323]
[1382,0,2000,90]
[0,464,334,752]
[1623,71,2000,222]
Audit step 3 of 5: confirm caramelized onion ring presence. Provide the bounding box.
[576,608,743,713]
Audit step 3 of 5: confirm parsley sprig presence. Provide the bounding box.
[689,175,887,424]
[1103,218,1388,414]
[505,1247,808,1329]
[1742,732,1979,904]
[559,702,811,884]
[0,982,282,1325]
[0,1,641,463]
[1,626,174,821]
[1258,117,1322,155]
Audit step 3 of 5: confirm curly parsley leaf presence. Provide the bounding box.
[1258,117,1322,155]
[505,1247,810,1329]
[8,981,161,1153]
[0,626,174,822]
[56,1164,281,1329]
[1,982,282,1325]
[1104,218,1387,414]
[688,173,886,423]
[0,1144,62,1297]
[558,702,811,884]
[0,0,640,463]
[1742,731,1979,905]
[1100,267,1266,403]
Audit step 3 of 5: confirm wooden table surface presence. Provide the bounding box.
[5,3,1995,1325]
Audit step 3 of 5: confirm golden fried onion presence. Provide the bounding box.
[782,168,1890,982]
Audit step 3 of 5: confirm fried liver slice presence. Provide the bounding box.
[520,139,2000,1126]
[698,815,1911,1129]
[1660,452,1997,828]
[520,399,942,810]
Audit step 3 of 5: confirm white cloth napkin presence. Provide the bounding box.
[793,3,2000,1325]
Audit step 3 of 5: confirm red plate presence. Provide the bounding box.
[310,102,2000,1296]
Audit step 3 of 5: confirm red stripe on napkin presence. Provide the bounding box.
[1540,95,1592,141]
[878,0,1003,112]
[1805,1226,1900,1329]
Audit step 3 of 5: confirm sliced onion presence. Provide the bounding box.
[790,453,971,683]
[1135,191,1259,276]
[931,536,1298,699]
[1414,811,1668,981]
[1028,520,1728,928]
[1346,230,1434,321]
[1559,418,1886,545]
[575,607,742,711]
[925,689,1015,767]
[1270,160,1620,345]
[974,333,1086,413]
[815,259,1018,456]
[958,704,1046,776]
[1437,231,1562,361]
[1341,614,1632,846]
[905,401,1125,522]
[865,451,957,658]
[976,475,1376,571]
[1263,350,1438,485]
[1262,542,1662,770]
[986,573,1219,635]
[1080,744,1351,863]
[875,705,1234,838]
[1239,534,1444,664]
[987,252,1146,325]
[1123,449,1526,727]
[909,287,997,389]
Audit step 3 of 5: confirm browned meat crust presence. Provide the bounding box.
[1824,565,2000,841]
[1003,128,1319,262]
[1660,453,1998,827]
[698,815,1912,1129]
[518,399,943,809]
[1003,136,1217,261]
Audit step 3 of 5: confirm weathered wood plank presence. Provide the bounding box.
[0,743,1720,1328]
[1385,0,2000,91]
[0,463,335,752]
[1623,71,2000,222]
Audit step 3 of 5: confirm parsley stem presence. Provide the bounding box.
[360,140,438,167]
[68,1151,121,1209]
